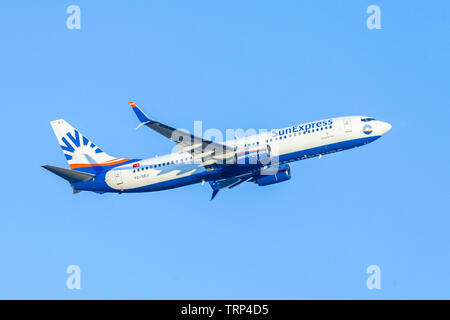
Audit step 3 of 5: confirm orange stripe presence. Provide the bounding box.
[69,158,133,169]
[128,101,136,108]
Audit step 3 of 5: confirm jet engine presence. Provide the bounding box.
[254,164,291,186]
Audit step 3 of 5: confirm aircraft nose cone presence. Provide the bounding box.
[380,121,392,135]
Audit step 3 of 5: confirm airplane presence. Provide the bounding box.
[42,102,392,199]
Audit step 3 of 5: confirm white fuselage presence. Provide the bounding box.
[104,116,391,192]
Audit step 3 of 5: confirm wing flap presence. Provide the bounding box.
[208,172,256,200]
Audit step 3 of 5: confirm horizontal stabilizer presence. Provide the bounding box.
[42,165,96,183]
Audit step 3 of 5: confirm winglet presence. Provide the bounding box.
[128,101,153,123]
[128,101,137,108]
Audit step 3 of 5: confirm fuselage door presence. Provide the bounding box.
[114,170,123,185]
[344,118,352,133]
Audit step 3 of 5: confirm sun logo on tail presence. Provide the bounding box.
[60,130,103,160]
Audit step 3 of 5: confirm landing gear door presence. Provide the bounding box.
[344,118,352,133]
[114,170,123,185]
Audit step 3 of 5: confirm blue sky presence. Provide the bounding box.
[0,1,449,299]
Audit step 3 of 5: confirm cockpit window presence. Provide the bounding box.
[361,118,376,122]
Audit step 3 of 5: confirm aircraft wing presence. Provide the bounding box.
[129,102,235,165]
[208,172,256,200]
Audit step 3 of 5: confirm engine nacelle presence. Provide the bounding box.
[254,164,291,186]
[235,145,271,166]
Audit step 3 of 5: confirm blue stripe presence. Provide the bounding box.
[74,135,382,193]
[278,135,381,163]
